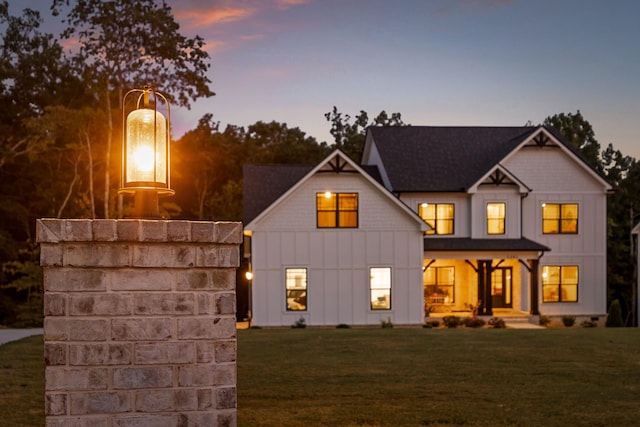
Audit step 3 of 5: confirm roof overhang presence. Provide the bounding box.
[424,237,549,260]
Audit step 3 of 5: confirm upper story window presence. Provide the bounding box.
[285,268,307,311]
[370,267,391,310]
[418,203,454,235]
[317,192,358,228]
[487,202,506,235]
[542,203,578,234]
[542,265,578,302]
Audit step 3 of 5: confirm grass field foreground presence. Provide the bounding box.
[1,329,639,426]
[0,335,45,426]
[238,328,640,427]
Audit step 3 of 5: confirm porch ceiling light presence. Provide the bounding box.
[119,87,174,218]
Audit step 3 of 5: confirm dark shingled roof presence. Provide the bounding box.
[424,237,549,252]
[367,126,540,192]
[243,164,313,224]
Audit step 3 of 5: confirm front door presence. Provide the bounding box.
[491,267,512,308]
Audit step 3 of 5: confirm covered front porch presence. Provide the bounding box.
[423,237,549,317]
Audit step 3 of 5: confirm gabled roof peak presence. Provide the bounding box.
[364,125,540,192]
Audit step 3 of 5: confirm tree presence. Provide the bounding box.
[0,1,81,170]
[26,105,108,219]
[325,107,406,160]
[543,110,602,171]
[52,0,214,218]
[173,114,227,220]
[174,117,330,221]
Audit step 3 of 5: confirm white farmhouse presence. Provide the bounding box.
[243,125,612,327]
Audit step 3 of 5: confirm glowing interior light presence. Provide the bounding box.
[324,191,332,199]
[245,271,253,281]
[133,146,155,172]
[125,108,167,184]
[421,203,428,208]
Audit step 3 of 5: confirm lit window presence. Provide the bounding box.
[542,266,578,302]
[370,267,391,310]
[424,266,454,304]
[542,203,578,234]
[285,268,307,311]
[317,192,358,228]
[418,203,454,235]
[487,202,506,235]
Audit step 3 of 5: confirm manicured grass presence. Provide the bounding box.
[2,329,640,426]
[0,335,45,426]
[238,328,640,427]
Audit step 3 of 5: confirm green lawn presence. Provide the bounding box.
[2,328,640,426]
[238,328,640,427]
[0,335,45,426]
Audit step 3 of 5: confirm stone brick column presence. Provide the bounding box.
[37,219,241,427]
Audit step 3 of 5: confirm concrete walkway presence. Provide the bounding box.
[0,328,43,346]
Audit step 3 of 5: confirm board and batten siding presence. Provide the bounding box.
[505,146,608,316]
[250,173,425,326]
[470,188,523,239]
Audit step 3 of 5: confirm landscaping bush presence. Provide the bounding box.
[581,320,597,328]
[380,317,393,328]
[539,315,551,327]
[442,315,461,328]
[488,317,506,328]
[425,320,440,328]
[336,323,351,329]
[562,315,576,327]
[292,317,307,328]
[462,317,486,328]
[605,299,624,327]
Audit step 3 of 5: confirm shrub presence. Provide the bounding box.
[381,317,393,328]
[292,317,307,329]
[426,320,440,328]
[462,317,486,328]
[488,317,506,328]
[336,323,351,329]
[442,316,461,328]
[605,299,624,327]
[538,315,551,327]
[561,315,576,327]
[581,320,597,328]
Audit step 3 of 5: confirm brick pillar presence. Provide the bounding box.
[37,219,241,427]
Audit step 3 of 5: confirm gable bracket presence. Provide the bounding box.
[489,170,507,185]
[533,132,550,147]
[317,155,358,174]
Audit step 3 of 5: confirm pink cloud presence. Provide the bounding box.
[275,0,312,10]
[173,7,254,27]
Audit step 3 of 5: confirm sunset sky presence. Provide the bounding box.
[17,0,640,159]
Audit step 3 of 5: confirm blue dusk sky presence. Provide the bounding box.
[17,0,640,159]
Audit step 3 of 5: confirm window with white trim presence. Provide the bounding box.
[370,267,391,310]
[542,265,578,302]
[285,268,307,311]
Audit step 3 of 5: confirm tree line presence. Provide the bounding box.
[0,1,638,326]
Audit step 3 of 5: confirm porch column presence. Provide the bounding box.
[477,260,493,316]
[477,261,485,315]
[529,258,540,315]
[483,260,493,316]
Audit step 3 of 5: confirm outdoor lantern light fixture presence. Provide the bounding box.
[119,87,174,218]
